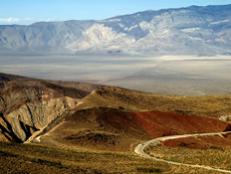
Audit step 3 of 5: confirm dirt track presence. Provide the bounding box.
[135,131,231,173]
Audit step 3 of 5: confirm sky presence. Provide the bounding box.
[1,0,231,25]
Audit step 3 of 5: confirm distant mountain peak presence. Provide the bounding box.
[0,4,230,56]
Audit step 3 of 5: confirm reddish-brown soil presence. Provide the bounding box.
[132,111,230,138]
[43,107,231,151]
[98,109,230,138]
[162,133,231,149]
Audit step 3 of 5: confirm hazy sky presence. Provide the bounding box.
[1,0,231,25]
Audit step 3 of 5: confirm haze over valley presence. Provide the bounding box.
[1,54,231,95]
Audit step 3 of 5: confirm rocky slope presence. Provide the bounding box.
[0,4,230,55]
[0,73,92,142]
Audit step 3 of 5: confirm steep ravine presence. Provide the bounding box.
[0,78,87,142]
[0,96,79,142]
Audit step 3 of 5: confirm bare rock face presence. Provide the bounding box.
[3,97,79,142]
[0,77,87,142]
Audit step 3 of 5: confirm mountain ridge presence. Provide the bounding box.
[0,4,230,56]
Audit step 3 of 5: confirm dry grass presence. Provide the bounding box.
[0,142,224,174]
[146,145,231,170]
[77,87,231,118]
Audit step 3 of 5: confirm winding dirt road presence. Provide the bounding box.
[134,131,231,173]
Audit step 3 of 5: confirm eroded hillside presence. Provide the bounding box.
[0,73,93,142]
[1,73,231,147]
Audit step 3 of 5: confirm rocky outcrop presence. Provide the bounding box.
[0,77,86,142]
[1,97,79,142]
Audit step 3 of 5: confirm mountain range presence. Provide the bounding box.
[0,4,231,56]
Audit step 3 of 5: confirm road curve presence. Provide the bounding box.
[134,131,231,173]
